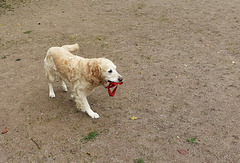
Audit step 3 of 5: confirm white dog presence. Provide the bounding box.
[44,43,123,118]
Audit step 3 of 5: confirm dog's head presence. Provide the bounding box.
[100,58,123,84]
[87,58,123,85]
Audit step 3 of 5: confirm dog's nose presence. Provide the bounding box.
[118,77,123,82]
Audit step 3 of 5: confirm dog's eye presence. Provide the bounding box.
[108,69,113,73]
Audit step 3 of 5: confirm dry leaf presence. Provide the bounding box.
[2,129,9,134]
[87,152,92,156]
[130,116,139,120]
[177,149,188,155]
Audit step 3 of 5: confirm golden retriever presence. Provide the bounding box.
[44,43,123,118]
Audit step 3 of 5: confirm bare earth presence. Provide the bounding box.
[0,0,240,162]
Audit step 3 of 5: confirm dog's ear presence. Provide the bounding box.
[91,62,101,78]
[87,60,104,84]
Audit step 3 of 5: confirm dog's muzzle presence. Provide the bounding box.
[108,76,123,83]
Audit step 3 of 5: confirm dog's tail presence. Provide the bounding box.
[62,43,79,53]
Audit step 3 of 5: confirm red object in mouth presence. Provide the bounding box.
[106,81,123,96]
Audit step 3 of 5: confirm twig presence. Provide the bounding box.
[31,138,41,149]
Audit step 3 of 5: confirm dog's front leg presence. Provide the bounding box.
[75,95,100,119]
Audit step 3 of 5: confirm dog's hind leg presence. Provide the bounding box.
[46,72,55,98]
[61,80,68,92]
[48,82,55,98]
[44,49,58,98]
[44,65,56,98]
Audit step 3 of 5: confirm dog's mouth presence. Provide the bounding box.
[106,80,123,96]
[107,76,123,84]
[107,80,122,83]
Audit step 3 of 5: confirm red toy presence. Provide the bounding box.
[106,81,123,96]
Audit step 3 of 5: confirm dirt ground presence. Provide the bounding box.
[0,0,240,162]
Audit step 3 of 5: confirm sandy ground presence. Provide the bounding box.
[0,0,240,162]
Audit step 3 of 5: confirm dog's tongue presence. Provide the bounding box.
[106,82,123,96]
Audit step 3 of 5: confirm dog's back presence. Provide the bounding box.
[44,43,80,82]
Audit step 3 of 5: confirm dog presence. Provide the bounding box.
[44,43,123,118]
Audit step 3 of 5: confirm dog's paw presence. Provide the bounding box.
[49,93,55,98]
[62,86,68,92]
[89,112,100,119]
